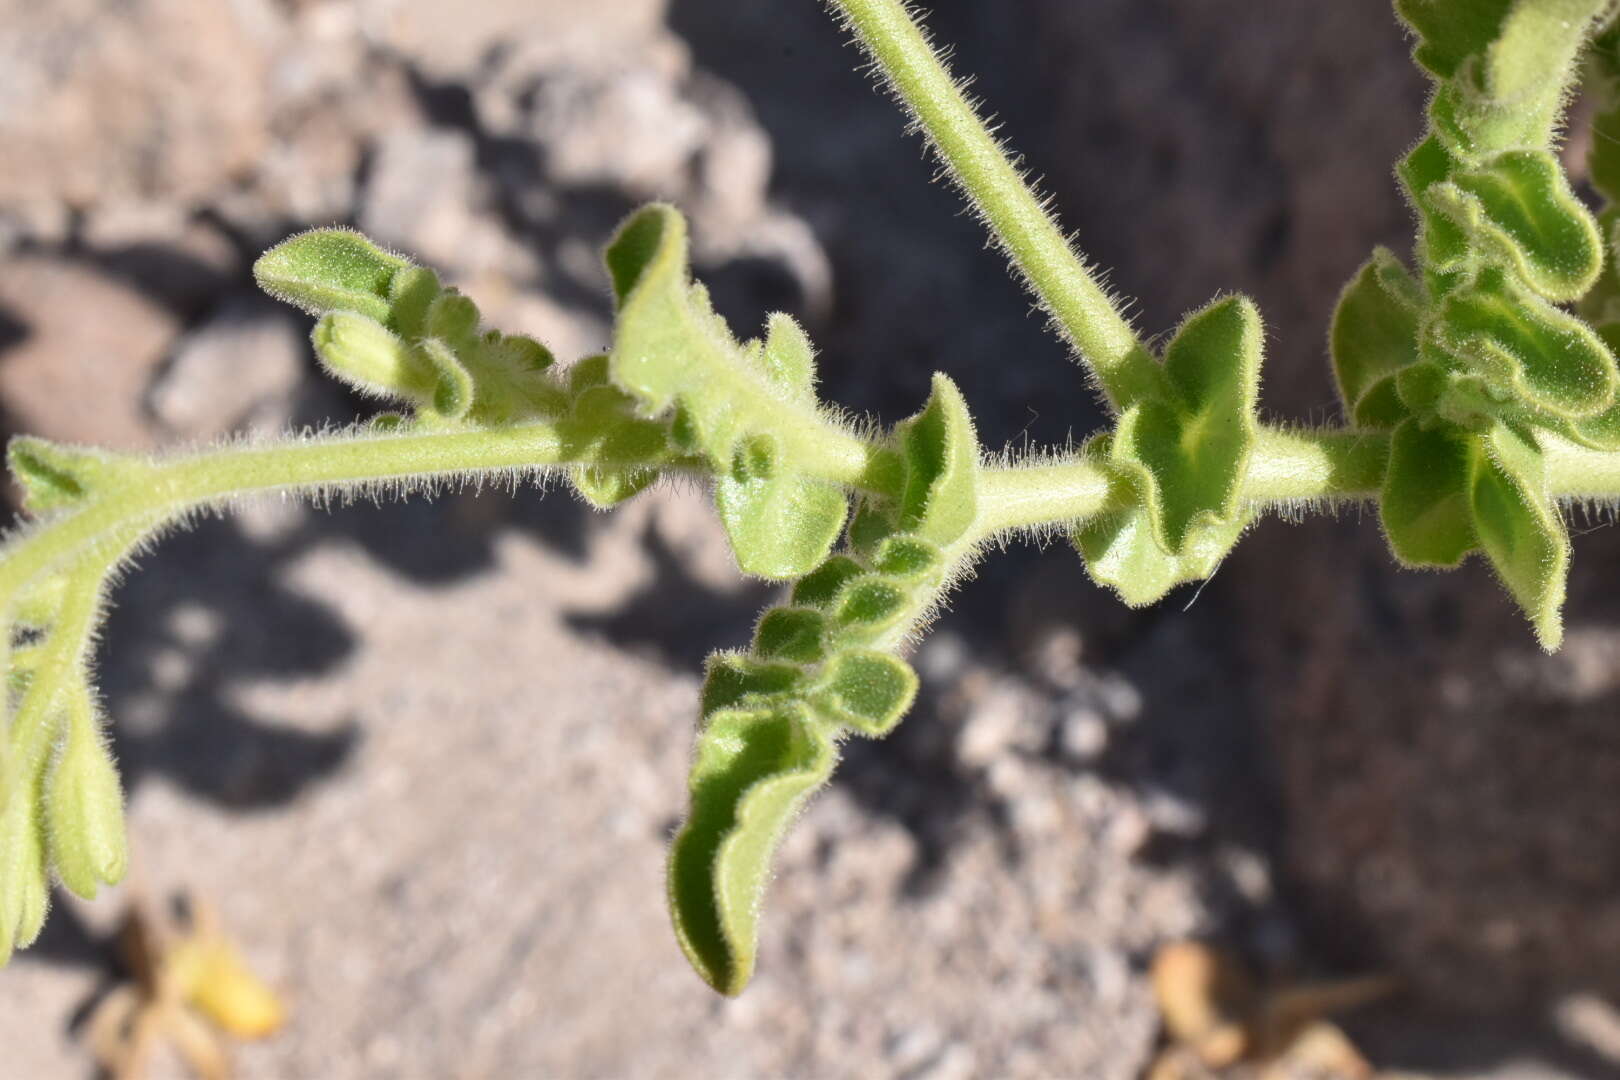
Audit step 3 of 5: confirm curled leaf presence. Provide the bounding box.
[45,687,126,900]
[668,705,836,996]
[311,313,432,403]
[416,338,476,421]
[1471,422,1568,649]
[253,228,410,323]
[714,465,849,580]
[1432,270,1618,419]
[1139,296,1261,549]
[0,769,49,965]
[1429,150,1602,302]
[894,374,980,546]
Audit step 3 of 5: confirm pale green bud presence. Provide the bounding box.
[46,702,128,900]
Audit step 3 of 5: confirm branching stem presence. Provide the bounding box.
[829,0,1160,409]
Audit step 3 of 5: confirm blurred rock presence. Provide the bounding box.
[0,256,177,449]
[0,0,276,209]
[148,295,307,440]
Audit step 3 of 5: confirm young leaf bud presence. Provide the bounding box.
[45,697,128,900]
[7,438,140,516]
[312,313,433,402]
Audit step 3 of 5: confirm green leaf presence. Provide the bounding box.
[558,382,671,506]
[1428,150,1602,301]
[6,439,143,516]
[1075,499,1250,608]
[1471,422,1568,649]
[1331,248,1423,424]
[1418,1,1610,161]
[385,265,442,339]
[44,687,126,900]
[831,575,911,642]
[604,205,854,577]
[1353,375,1413,428]
[1380,418,1478,567]
[714,434,849,580]
[871,536,943,581]
[425,292,481,351]
[1432,270,1618,419]
[1393,136,1470,283]
[790,556,867,608]
[757,314,818,404]
[813,650,918,736]
[311,313,433,403]
[0,767,49,965]
[1395,361,1449,418]
[459,333,566,426]
[417,338,476,420]
[1120,294,1263,552]
[752,607,829,664]
[570,468,659,509]
[894,374,980,546]
[1394,0,1514,80]
[254,228,410,323]
[668,704,836,996]
[700,653,807,716]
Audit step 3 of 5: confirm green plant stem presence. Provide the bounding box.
[1543,433,1620,497]
[830,0,1159,408]
[0,420,903,611]
[8,539,118,781]
[0,423,573,604]
[972,426,1391,539]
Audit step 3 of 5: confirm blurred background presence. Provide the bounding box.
[5,0,1620,1076]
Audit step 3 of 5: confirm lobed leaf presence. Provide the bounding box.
[1109,295,1263,554]
[1431,270,1618,419]
[1428,150,1602,302]
[1075,493,1250,608]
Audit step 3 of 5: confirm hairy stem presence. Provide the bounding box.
[973,426,1392,540]
[829,0,1159,408]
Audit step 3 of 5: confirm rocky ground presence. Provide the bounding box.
[3,1,1620,1077]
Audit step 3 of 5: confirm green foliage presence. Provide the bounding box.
[2,0,1620,996]
[1076,295,1262,605]
[1333,0,1620,649]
